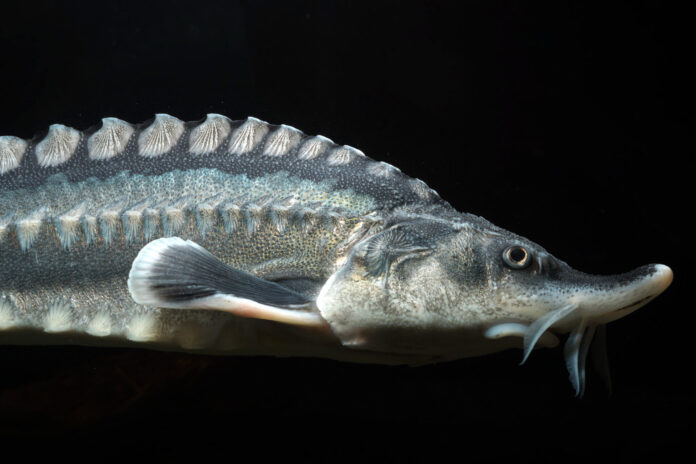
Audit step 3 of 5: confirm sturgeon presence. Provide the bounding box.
[0,114,672,395]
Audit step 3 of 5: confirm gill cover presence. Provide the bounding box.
[316,219,455,351]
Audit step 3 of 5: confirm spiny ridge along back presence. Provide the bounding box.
[0,114,412,179]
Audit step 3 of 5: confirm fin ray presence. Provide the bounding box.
[128,237,325,327]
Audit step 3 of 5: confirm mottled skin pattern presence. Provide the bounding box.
[0,115,456,361]
[0,115,672,385]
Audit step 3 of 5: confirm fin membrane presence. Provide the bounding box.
[128,237,324,327]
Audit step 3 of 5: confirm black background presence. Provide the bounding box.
[0,1,690,461]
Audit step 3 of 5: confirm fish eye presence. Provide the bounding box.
[502,245,531,269]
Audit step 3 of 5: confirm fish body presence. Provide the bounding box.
[0,114,672,393]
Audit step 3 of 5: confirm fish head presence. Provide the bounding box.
[316,215,672,365]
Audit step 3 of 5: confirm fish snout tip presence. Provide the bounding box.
[610,263,672,321]
[652,264,673,293]
[569,263,673,325]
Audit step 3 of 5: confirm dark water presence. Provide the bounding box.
[0,1,689,460]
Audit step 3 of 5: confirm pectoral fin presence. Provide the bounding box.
[128,237,326,327]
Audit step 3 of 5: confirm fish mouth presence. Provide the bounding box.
[614,294,656,312]
[490,264,673,396]
[539,263,674,328]
[528,264,671,396]
[589,263,673,324]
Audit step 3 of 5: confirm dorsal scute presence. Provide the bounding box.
[1,114,445,209]
[263,124,303,157]
[36,124,81,168]
[88,118,135,161]
[137,114,186,158]
[189,114,232,156]
[0,136,28,174]
[228,116,270,155]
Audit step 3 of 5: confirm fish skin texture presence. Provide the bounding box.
[0,114,476,360]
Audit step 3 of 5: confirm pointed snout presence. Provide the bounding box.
[564,263,673,325]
